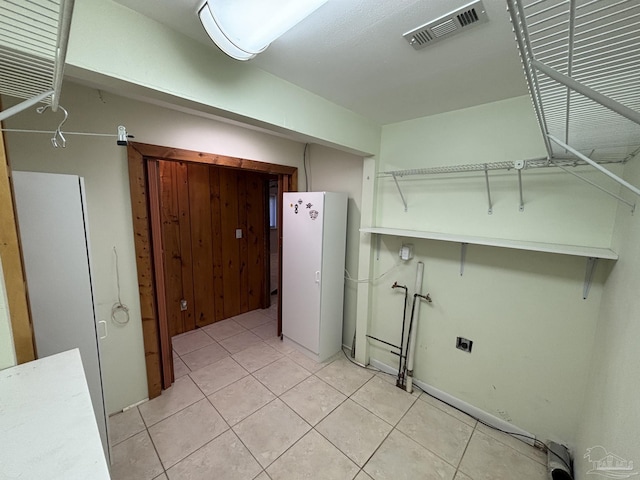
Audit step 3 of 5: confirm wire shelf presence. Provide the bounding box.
[508,0,640,160]
[0,0,74,115]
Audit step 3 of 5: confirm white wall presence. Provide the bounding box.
[378,96,620,247]
[66,0,381,157]
[574,153,640,479]
[2,81,357,414]
[306,145,365,348]
[366,95,621,444]
[0,257,17,370]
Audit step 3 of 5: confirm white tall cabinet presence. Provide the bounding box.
[282,192,347,362]
[12,171,109,462]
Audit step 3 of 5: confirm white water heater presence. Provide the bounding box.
[282,192,347,362]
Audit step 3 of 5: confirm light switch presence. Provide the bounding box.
[235,229,243,239]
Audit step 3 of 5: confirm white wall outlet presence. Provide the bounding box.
[235,229,243,239]
[399,244,414,261]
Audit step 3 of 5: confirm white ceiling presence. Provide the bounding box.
[112,0,529,125]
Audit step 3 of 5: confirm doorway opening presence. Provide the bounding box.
[127,143,297,399]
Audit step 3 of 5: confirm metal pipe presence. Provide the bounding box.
[0,90,54,122]
[533,59,640,127]
[392,282,409,388]
[365,334,401,350]
[548,134,640,197]
[405,262,424,394]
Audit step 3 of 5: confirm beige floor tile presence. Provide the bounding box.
[364,430,456,480]
[316,356,374,396]
[266,430,359,480]
[166,430,261,480]
[316,399,392,467]
[454,472,473,480]
[173,355,190,379]
[286,348,330,373]
[109,407,146,446]
[232,398,311,468]
[280,375,346,426]
[265,337,298,355]
[189,356,248,396]
[253,473,271,480]
[139,376,204,427]
[232,342,283,372]
[475,423,546,465]
[219,330,263,354]
[355,471,374,480]
[148,398,229,469]
[181,342,230,371]
[153,474,168,480]
[172,330,214,356]
[233,310,272,330]
[253,357,311,395]
[110,431,164,480]
[418,393,477,427]
[201,318,246,341]
[458,430,547,480]
[396,400,473,466]
[208,375,276,426]
[351,376,416,425]
[251,321,279,340]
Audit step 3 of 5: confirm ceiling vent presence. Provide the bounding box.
[403,0,489,50]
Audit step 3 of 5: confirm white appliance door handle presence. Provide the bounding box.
[98,320,108,339]
[315,271,321,284]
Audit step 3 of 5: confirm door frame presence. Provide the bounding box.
[127,142,297,399]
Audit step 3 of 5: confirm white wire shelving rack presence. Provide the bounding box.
[506,0,640,200]
[382,0,640,216]
[0,0,75,121]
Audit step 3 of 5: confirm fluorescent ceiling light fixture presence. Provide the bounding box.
[198,0,328,61]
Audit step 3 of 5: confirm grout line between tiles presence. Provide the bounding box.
[144,422,169,478]
[454,418,478,479]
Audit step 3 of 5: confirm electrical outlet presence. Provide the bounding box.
[456,337,473,353]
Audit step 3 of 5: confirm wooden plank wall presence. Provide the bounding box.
[158,161,268,335]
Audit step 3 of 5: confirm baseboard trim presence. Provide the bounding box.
[368,358,536,446]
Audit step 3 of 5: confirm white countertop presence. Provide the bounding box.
[0,349,111,479]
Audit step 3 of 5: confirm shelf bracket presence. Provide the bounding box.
[583,257,598,300]
[484,165,493,215]
[515,160,525,212]
[460,242,468,276]
[548,135,640,199]
[391,173,408,212]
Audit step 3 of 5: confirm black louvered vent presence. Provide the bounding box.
[457,8,480,27]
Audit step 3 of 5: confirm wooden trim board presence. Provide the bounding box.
[0,127,35,363]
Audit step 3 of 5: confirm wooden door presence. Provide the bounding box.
[158,161,270,336]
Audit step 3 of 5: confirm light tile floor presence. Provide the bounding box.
[108,307,548,480]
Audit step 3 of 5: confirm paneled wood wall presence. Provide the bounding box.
[159,160,269,337]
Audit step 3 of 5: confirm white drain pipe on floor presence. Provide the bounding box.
[405,261,424,394]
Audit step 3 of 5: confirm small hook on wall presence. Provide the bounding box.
[36,104,69,148]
